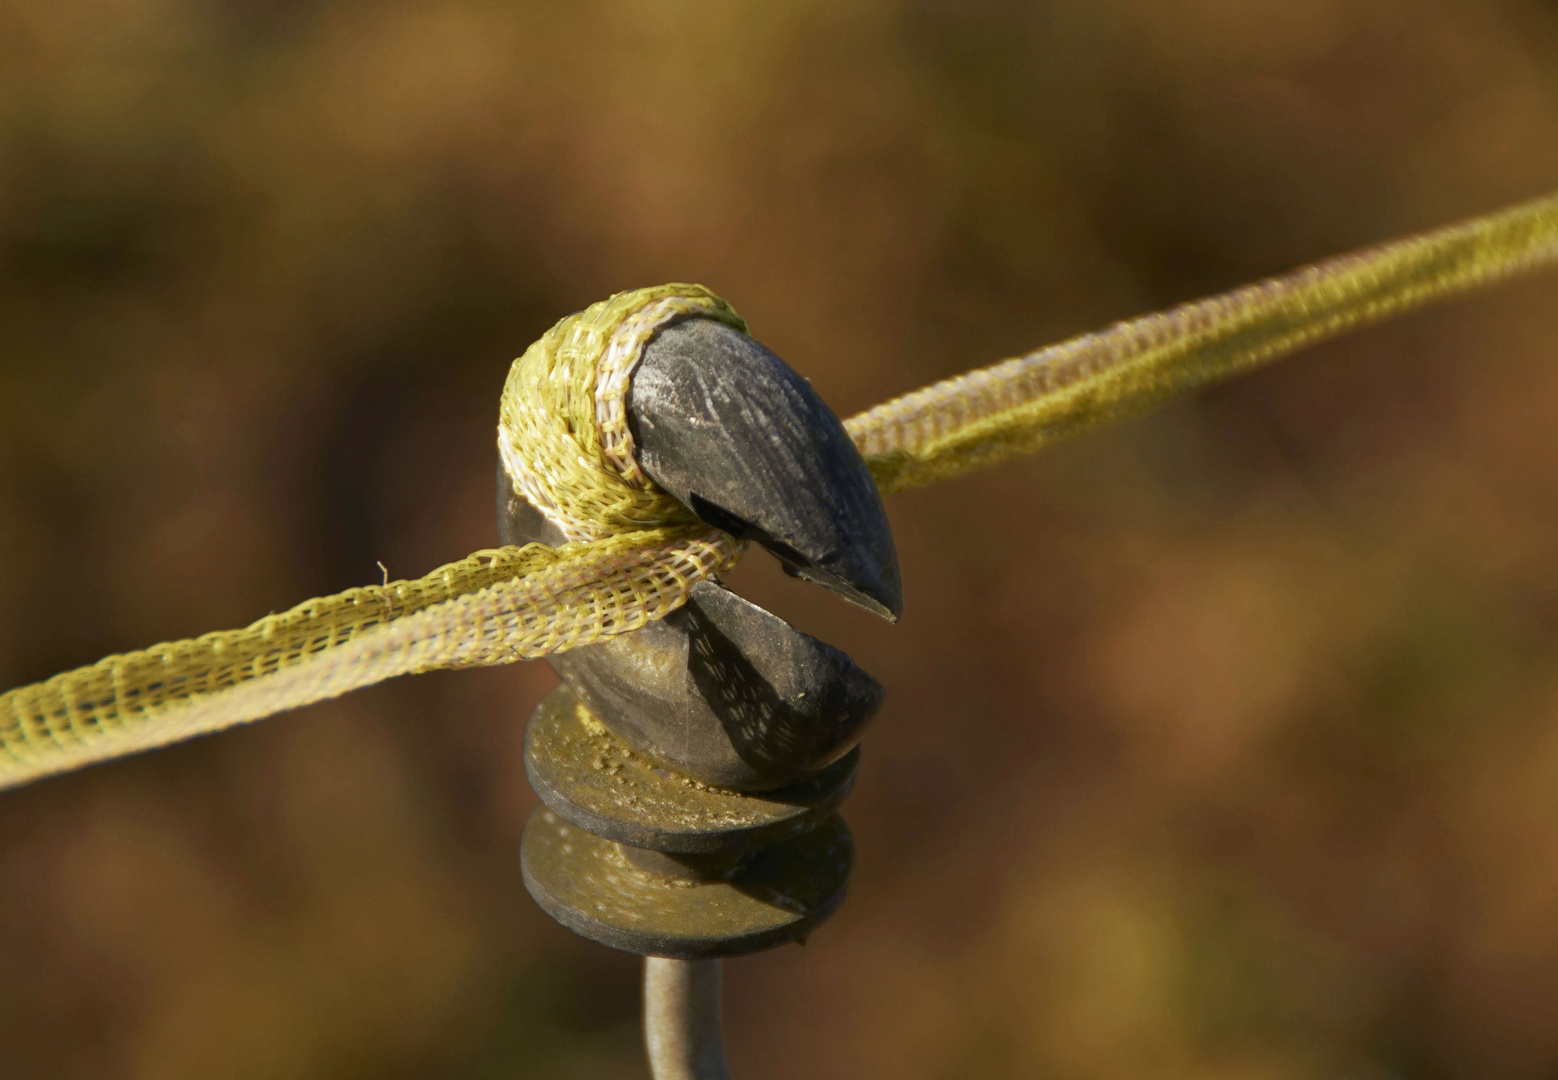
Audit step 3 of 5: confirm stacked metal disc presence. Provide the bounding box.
[520,686,858,958]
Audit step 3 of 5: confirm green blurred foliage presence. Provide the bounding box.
[1,0,1556,1076]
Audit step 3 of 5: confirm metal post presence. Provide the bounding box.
[643,957,734,1080]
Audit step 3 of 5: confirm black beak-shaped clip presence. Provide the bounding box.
[629,318,903,622]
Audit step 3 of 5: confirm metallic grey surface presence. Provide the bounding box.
[524,685,859,853]
[498,462,885,792]
[630,317,901,621]
[520,808,853,959]
[550,581,880,790]
[644,958,734,1080]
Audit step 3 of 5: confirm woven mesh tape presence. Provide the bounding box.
[498,283,748,541]
[849,191,1558,493]
[1,193,1556,789]
[0,527,739,782]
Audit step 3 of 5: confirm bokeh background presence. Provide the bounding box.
[2,1,1557,1076]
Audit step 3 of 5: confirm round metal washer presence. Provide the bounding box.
[520,808,853,959]
[524,686,858,854]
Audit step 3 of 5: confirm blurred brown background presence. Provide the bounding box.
[1,0,1557,1076]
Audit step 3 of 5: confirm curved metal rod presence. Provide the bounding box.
[644,958,735,1080]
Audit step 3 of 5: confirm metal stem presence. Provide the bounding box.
[643,957,734,1080]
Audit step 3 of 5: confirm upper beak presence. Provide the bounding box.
[628,317,903,622]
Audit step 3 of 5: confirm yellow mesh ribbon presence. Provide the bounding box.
[849,190,1558,493]
[2,191,1556,790]
[0,528,739,784]
[497,282,747,541]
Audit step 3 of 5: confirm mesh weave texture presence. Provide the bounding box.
[498,283,747,541]
[0,527,739,784]
[848,190,1558,493]
[2,193,1556,789]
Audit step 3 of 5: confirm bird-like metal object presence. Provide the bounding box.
[500,317,900,792]
[504,317,898,1057]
